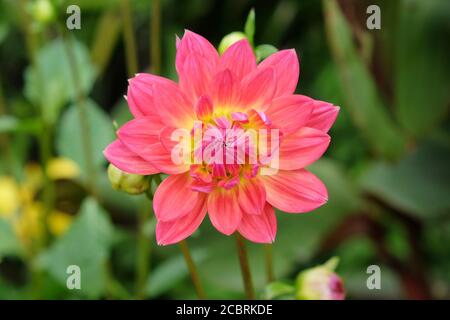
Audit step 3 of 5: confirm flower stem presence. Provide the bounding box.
[150,0,161,74]
[179,240,206,299]
[121,0,139,77]
[135,199,152,299]
[235,233,255,299]
[264,244,274,283]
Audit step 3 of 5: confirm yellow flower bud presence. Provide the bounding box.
[107,164,150,195]
[32,0,55,24]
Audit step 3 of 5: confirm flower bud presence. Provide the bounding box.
[218,32,247,54]
[32,0,56,25]
[295,257,345,300]
[107,164,150,195]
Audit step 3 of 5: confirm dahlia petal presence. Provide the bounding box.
[258,49,299,97]
[240,67,277,111]
[103,140,159,175]
[238,178,266,215]
[127,73,175,118]
[159,126,192,167]
[118,119,188,174]
[179,53,215,104]
[210,69,240,110]
[306,101,340,133]
[176,30,219,76]
[156,194,207,245]
[265,95,314,134]
[195,95,214,120]
[152,81,195,128]
[207,188,242,235]
[238,204,277,243]
[262,169,328,213]
[153,173,200,222]
[279,127,330,170]
[219,39,257,80]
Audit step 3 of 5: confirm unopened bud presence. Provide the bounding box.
[32,0,55,24]
[218,32,247,54]
[107,164,150,195]
[296,257,345,300]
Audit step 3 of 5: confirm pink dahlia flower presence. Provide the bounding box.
[104,31,339,245]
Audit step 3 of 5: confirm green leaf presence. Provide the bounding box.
[24,38,97,125]
[0,218,23,259]
[323,0,405,159]
[395,0,450,136]
[255,44,278,62]
[360,140,450,219]
[146,250,206,298]
[37,198,114,298]
[57,99,115,177]
[264,282,295,300]
[244,8,255,46]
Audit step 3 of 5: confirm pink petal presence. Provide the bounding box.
[210,69,240,110]
[127,73,175,118]
[118,118,188,174]
[103,140,159,175]
[262,169,328,213]
[179,53,215,104]
[238,178,266,215]
[306,100,340,133]
[176,30,219,77]
[219,39,256,80]
[240,67,277,111]
[207,188,242,235]
[153,173,201,222]
[152,80,195,129]
[195,95,214,120]
[238,203,277,243]
[265,95,314,134]
[258,49,299,97]
[279,127,330,170]
[156,194,207,245]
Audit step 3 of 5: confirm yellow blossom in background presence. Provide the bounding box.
[47,157,80,180]
[47,210,73,236]
[0,176,20,218]
[0,158,79,251]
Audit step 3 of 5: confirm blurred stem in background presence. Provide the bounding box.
[18,0,55,298]
[180,240,206,299]
[235,234,255,299]
[264,244,274,283]
[59,27,98,199]
[121,0,138,77]
[150,0,161,74]
[0,82,12,173]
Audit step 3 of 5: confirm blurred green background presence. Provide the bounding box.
[0,0,449,299]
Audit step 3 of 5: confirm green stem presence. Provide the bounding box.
[18,0,54,247]
[59,27,98,198]
[264,244,274,283]
[235,233,255,299]
[135,198,152,299]
[179,240,206,299]
[121,0,139,77]
[150,0,161,74]
[0,82,12,173]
